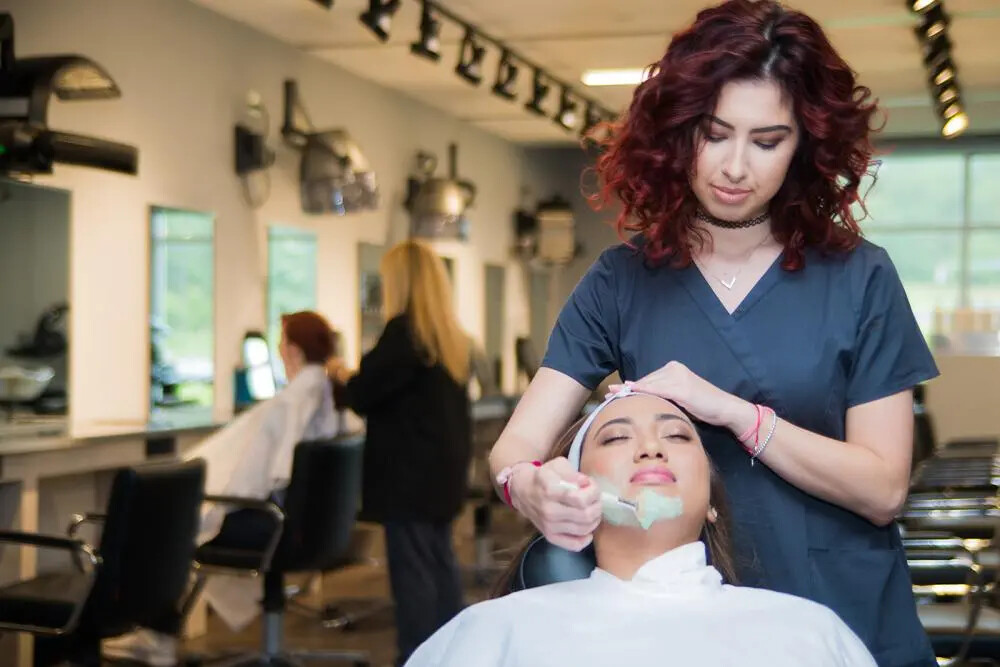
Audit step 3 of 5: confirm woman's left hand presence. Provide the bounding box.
[607,361,751,431]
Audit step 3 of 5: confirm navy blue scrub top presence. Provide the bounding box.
[542,238,939,667]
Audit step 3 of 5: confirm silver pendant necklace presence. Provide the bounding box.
[695,234,773,291]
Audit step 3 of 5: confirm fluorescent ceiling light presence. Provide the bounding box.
[581,68,650,87]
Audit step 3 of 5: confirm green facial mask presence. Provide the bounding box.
[593,475,684,530]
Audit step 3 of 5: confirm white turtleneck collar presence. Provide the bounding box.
[590,541,723,597]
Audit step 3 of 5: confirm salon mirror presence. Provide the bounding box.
[0,179,71,430]
[149,206,215,420]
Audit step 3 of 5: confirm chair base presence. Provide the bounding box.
[195,649,371,667]
[286,597,393,631]
[189,611,372,667]
[321,600,393,631]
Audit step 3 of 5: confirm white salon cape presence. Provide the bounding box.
[183,364,339,630]
[407,542,877,667]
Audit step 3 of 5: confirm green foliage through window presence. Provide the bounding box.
[150,207,215,411]
[860,150,1000,341]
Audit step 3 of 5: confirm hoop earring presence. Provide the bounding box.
[708,506,719,521]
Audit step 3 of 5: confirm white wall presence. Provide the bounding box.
[925,356,1000,446]
[5,0,534,430]
[0,182,70,356]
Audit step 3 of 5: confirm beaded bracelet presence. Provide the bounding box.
[750,407,778,466]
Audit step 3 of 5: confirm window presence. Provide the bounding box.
[150,207,215,413]
[861,149,1000,351]
[267,226,318,381]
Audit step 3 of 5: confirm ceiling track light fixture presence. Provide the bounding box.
[938,97,964,120]
[905,0,969,138]
[935,81,960,105]
[348,0,616,136]
[581,102,600,135]
[928,58,956,87]
[941,108,969,138]
[554,88,578,130]
[410,1,441,62]
[359,0,401,42]
[914,5,950,40]
[492,49,518,101]
[455,27,486,86]
[920,32,952,67]
[525,69,550,116]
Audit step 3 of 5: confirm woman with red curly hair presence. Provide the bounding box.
[490,2,936,665]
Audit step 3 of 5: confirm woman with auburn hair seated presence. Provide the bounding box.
[409,389,876,667]
[104,310,340,666]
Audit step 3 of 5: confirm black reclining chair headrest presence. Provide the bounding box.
[512,535,597,593]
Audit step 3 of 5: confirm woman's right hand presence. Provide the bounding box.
[509,457,603,552]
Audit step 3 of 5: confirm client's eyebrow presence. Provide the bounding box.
[593,417,632,438]
[706,115,792,134]
[656,413,693,427]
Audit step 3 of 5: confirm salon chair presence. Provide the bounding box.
[190,436,371,667]
[283,524,393,631]
[942,438,1000,456]
[903,453,1000,542]
[0,459,205,666]
[911,456,1000,492]
[908,545,1000,665]
[464,396,516,587]
[509,535,596,593]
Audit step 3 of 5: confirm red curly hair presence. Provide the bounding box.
[590,0,879,270]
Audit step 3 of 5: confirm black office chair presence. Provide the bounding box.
[0,459,205,666]
[284,525,391,631]
[192,436,371,666]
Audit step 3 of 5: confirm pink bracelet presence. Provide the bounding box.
[496,460,541,508]
[737,404,762,445]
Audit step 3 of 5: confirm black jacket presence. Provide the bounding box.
[338,315,471,523]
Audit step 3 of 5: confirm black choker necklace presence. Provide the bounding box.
[695,209,769,229]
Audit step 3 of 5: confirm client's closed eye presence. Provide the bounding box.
[600,433,632,445]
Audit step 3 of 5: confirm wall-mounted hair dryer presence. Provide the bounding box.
[0,13,138,176]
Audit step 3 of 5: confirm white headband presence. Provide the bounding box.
[567,385,637,471]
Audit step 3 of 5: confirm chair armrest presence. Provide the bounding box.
[66,513,107,539]
[903,536,966,551]
[0,531,100,636]
[198,495,284,575]
[0,530,100,570]
[204,495,285,522]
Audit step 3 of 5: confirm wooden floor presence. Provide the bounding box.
[179,565,484,666]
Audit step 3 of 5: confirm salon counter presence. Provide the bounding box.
[0,414,223,566]
[0,415,224,664]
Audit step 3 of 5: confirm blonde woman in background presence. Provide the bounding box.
[329,239,472,667]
